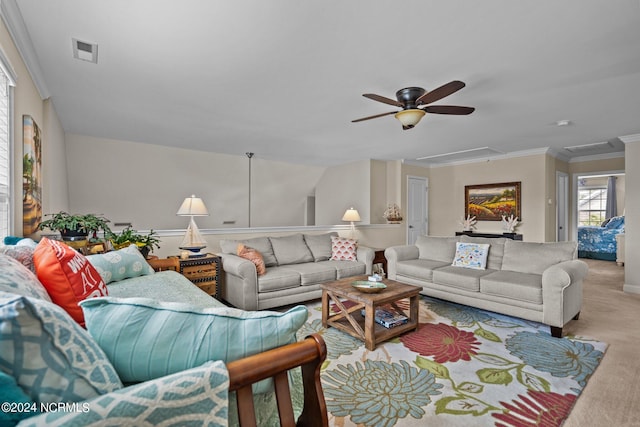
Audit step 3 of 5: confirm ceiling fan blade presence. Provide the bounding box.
[423,105,475,115]
[351,111,398,123]
[416,80,466,105]
[362,93,403,107]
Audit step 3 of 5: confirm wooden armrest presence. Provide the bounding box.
[227,334,328,427]
[146,257,179,272]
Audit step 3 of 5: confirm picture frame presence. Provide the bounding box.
[23,115,42,235]
[465,181,521,221]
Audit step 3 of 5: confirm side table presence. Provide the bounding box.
[148,254,221,299]
[371,248,387,276]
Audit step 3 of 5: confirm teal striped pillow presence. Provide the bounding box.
[79,297,307,385]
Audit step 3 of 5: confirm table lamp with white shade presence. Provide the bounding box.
[342,207,361,238]
[177,194,209,257]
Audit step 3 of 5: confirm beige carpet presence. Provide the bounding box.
[563,259,640,427]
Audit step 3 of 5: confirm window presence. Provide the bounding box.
[578,188,607,226]
[0,57,15,241]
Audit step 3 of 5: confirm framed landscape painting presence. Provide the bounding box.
[465,181,521,221]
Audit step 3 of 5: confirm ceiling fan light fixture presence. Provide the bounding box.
[395,109,425,129]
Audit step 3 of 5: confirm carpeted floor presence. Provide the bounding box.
[297,265,616,427]
[562,259,640,427]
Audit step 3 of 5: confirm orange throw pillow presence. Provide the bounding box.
[237,243,266,275]
[33,237,108,326]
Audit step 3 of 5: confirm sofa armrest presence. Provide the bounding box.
[18,361,230,427]
[541,259,589,327]
[220,253,259,310]
[357,246,375,275]
[384,245,419,279]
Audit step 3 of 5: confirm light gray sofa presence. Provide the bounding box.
[385,235,588,337]
[219,232,374,310]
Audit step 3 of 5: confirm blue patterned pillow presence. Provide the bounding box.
[17,360,228,427]
[80,297,307,386]
[86,245,154,284]
[451,242,490,270]
[0,254,51,302]
[0,292,122,404]
[0,371,37,426]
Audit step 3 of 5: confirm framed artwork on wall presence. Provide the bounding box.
[23,115,42,235]
[465,181,521,221]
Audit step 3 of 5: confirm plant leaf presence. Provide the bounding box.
[458,381,484,394]
[474,353,513,366]
[474,327,502,342]
[415,356,450,379]
[476,368,513,385]
[518,370,551,392]
[435,395,492,416]
[484,319,522,329]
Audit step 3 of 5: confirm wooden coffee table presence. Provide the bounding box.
[320,276,421,350]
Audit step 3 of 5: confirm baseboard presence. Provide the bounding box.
[623,283,640,294]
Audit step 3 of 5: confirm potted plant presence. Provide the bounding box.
[38,212,111,241]
[107,226,161,259]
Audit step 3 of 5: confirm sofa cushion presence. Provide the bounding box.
[269,234,314,265]
[278,263,336,286]
[0,254,52,302]
[87,244,154,284]
[501,240,577,275]
[317,260,367,279]
[395,259,450,282]
[0,292,122,405]
[451,242,490,270]
[459,235,507,270]
[220,237,277,267]
[33,238,108,326]
[237,243,266,275]
[0,245,36,273]
[433,265,495,291]
[330,236,358,261]
[257,266,301,292]
[415,236,458,263]
[19,360,229,427]
[480,270,543,304]
[80,297,307,388]
[304,232,337,261]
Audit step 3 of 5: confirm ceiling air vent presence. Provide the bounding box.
[72,38,98,63]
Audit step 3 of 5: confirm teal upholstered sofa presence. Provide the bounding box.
[0,242,326,426]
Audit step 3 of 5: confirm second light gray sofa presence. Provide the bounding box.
[385,235,588,337]
[219,232,374,310]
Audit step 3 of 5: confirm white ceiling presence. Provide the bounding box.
[7,0,640,166]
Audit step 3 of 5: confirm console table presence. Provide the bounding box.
[455,231,523,240]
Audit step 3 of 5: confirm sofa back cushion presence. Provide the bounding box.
[460,235,507,270]
[220,237,277,267]
[0,253,52,302]
[501,240,577,274]
[303,232,338,261]
[269,234,314,265]
[415,236,459,263]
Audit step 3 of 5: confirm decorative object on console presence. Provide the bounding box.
[501,214,520,233]
[465,181,521,221]
[383,203,403,223]
[38,212,112,249]
[106,226,160,259]
[342,207,361,238]
[459,214,477,231]
[176,195,209,256]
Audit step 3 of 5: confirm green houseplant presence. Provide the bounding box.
[38,211,111,241]
[107,226,161,259]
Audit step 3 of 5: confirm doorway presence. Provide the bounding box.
[407,176,428,244]
[556,172,568,241]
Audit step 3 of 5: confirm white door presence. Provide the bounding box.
[407,176,428,244]
[556,172,568,241]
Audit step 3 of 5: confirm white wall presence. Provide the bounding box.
[623,139,639,293]
[65,134,325,230]
[315,159,371,225]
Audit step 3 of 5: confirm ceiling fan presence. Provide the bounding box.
[352,80,475,130]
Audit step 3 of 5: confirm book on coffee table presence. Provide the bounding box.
[361,307,408,328]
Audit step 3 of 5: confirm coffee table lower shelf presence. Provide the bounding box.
[326,310,418,348]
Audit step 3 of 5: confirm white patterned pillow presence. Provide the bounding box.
[0,254,51,302]
[451,242,490,270]
[87,245,154,284]
[0,292,123,404]
[330,236,358,261]
[17,361,229,427]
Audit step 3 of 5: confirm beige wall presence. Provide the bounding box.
[623,140,639,293]
[65,134,325,230]
[0,18,67,237]
[315,159,370,225]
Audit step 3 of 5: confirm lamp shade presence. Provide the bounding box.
[176,195,209,216]
[342,207,361,222]
[394,109,426,129]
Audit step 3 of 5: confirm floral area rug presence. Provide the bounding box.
[296,296,607,427]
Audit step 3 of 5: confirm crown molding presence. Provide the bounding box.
[0,0,49,99]
[619,133,640,144]
[568,150,626,164]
